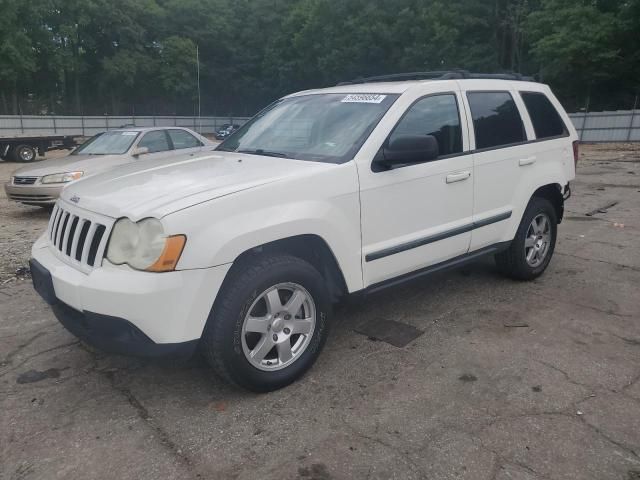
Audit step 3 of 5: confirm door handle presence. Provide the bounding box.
[519,156,537,166]
[446,171,471,184]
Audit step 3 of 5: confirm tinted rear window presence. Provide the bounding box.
[467,92,526,150]
[521,92,568,139]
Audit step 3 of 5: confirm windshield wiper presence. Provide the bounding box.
[236,148,290,158]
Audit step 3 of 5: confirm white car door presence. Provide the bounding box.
[135,130,175,161]
[459,82,537,251]
[358,89,474,288]
[166,129,208,155]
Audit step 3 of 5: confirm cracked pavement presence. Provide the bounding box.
[1,144,640,480]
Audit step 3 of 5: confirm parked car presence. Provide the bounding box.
[5,127,212,207]
[215,124,240,140]
[30,72,577,392]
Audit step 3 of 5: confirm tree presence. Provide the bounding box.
[526,0,620,108]
[0,0,638,115]
[0,0,37,113]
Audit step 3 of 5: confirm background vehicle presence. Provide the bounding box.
[215,124,240,140]
[5,127,212,206]
[30,72,577,392]
[0,134,77,162]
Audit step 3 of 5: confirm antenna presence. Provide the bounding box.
[196,44,202,134]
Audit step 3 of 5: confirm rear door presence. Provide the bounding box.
[167,129,206,155]
[460,82,536,251]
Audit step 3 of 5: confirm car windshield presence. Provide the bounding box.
[216,93,399,163]
[73,131,140,155]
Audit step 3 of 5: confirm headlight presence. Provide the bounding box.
[106,217,186,272]
[41,171,84,184]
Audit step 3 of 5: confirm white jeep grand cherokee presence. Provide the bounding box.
[30,72,577,392]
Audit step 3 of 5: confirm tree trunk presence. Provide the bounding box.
[74,72,81,115]
[0,90,8,115]
[11,81,18,115]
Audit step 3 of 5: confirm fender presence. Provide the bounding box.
[163,162,364,293]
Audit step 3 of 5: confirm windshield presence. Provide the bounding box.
[216,93,399,163]
[73,131,140,155]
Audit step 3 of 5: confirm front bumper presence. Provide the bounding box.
[31,241,231,357]
[4,182,63,205]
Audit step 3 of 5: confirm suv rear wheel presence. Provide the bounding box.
[495,197,558,281]
[201,254,331,392]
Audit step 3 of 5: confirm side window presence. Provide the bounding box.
[137,130,170,153]
[467,92,526,150]
[520,92,568,139]
[389,94,462,158]
[168,129,203,149]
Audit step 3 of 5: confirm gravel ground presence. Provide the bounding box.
[1,143,640,480]
[0,150,69,284]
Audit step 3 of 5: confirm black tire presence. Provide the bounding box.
[12,144,37,162]
[201,254,332,392]
[495,196,558,281]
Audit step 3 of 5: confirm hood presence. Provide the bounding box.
[12,154,130,178]
[59,150,333,219]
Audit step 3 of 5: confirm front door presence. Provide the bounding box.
[167,128,207,155]
[135,130,174,161]
[358,92,474,287]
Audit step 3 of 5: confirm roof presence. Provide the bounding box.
[107,126,193,133]
[288,71,542,97]
[290,78,544,97]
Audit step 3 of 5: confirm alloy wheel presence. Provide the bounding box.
[241,282,316,371]
[524,213,551,267]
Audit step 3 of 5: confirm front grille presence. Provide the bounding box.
[8,193,56,203]
[47,204,111,270]
[13,176,38,185]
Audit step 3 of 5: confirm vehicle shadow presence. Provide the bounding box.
[82,256,505,395]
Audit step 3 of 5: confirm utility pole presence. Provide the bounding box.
[196,44,202,134]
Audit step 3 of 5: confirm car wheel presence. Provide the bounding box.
[12,144,37,162]
[495,197,558,281]
[201,254,331,392]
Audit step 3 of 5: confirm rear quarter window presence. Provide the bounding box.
[520,92,568,140]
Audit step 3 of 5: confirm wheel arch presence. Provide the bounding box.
[531,183,564,223]
[226,234,350,303]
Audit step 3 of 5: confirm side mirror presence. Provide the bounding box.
[381,134,439,166]
[132,146,149,157]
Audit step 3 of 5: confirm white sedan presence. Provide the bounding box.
[5,127,214,207]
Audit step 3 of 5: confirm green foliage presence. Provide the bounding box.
[0,0,637,115]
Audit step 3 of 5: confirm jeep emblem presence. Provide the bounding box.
[70,195,80,204]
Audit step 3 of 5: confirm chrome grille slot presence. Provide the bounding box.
[76,221,91,261]
[51,208,63,243]
[87,225,106,266]
[58,212,71,250]
[46,203,113,272]
[65,216,80,256]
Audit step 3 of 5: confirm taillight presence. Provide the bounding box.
[572,141,579,168]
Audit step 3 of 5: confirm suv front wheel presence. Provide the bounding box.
[201,254,331,392]
[495,196,558,281]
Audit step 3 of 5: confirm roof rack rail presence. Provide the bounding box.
[337,70,536,85]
